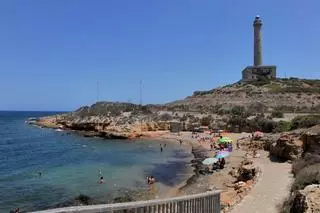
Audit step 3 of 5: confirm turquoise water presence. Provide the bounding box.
[0,111,193,213]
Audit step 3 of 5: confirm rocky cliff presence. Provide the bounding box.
[36,102,205,139]
[271,125,320,213]
[166,78,320,113]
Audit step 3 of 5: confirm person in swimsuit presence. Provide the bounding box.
[99,176,104,184]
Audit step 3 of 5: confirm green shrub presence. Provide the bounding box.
[230,106,247,116]
[291,115,320,129]
[274,121,292,132]
[159,113,173,121]
[291,163,320,191]
[271,111,284,118]
[200,115,213,126]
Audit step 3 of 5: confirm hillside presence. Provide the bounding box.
[33,78,320,139]
[166,78,320,113]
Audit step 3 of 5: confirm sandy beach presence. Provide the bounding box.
[140,132,247,203]
[144,131,293,213]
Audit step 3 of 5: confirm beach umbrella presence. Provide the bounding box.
[202,158,218,165]
[218,137,232,144]
[215,151,231,159]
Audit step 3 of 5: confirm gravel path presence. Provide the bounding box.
[230,152,294,213]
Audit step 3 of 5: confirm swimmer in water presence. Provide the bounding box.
[99,176,104,184]
[38,171,42,177]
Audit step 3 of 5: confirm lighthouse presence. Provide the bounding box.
[242,15,277,81]
[253,15,263,66]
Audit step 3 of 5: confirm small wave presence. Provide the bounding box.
[82,145,87,147]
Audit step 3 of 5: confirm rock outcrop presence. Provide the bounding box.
[269,134,304,160]
[291,184,320,213]
[302,125,320,155]
[237,159,259,181]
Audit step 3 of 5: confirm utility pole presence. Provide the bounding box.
[139,80,142,106]
[97,81,100,102]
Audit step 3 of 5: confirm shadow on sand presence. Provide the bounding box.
[269,154,288,163]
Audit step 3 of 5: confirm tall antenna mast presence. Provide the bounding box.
[139,80,142,106]
[97,81,100,102]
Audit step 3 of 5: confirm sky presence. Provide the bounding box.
[0,0,319,111]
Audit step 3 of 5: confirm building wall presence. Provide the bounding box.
[242,66,276,81]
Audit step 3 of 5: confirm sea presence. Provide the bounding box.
[0,111,193,213]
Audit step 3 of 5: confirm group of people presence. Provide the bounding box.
[9,208,19,213]
[202,157,226,175]
[209,138,233,152]
[146,176,156,185]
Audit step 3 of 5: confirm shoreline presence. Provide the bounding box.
[31,121,260,212]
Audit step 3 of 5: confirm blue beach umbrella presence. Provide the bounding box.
[215,151,231,159]
[202,158,218,165]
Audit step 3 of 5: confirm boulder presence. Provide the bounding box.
[269,134,303,160]
[291,184,320,213]
[302,125,320,155]
[237,159,258,181]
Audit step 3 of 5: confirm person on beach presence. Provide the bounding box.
[160,144,163,152]
[179,139,182,146]
[220,158,226,169]
[212,162,219,171]
[236,139,240,149]
[227,143,232,152]
[219,144,224,151]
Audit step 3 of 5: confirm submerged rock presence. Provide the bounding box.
[54,194,94,207]
[113,195,133,203]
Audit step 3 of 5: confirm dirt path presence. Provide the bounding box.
[230,152,293,213]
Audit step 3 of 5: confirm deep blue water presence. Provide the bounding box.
[0,111,193,213]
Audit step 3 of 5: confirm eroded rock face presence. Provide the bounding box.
[237,159,258,181]
[291,184,320,213]
[302,125,320,155]
[269,134,304,160]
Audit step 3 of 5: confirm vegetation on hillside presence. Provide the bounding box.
[169,77,320,114]
[291,115,320,129]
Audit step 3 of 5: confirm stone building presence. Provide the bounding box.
[242,15,277,81]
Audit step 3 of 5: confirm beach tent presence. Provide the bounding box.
[218,137,232,144]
